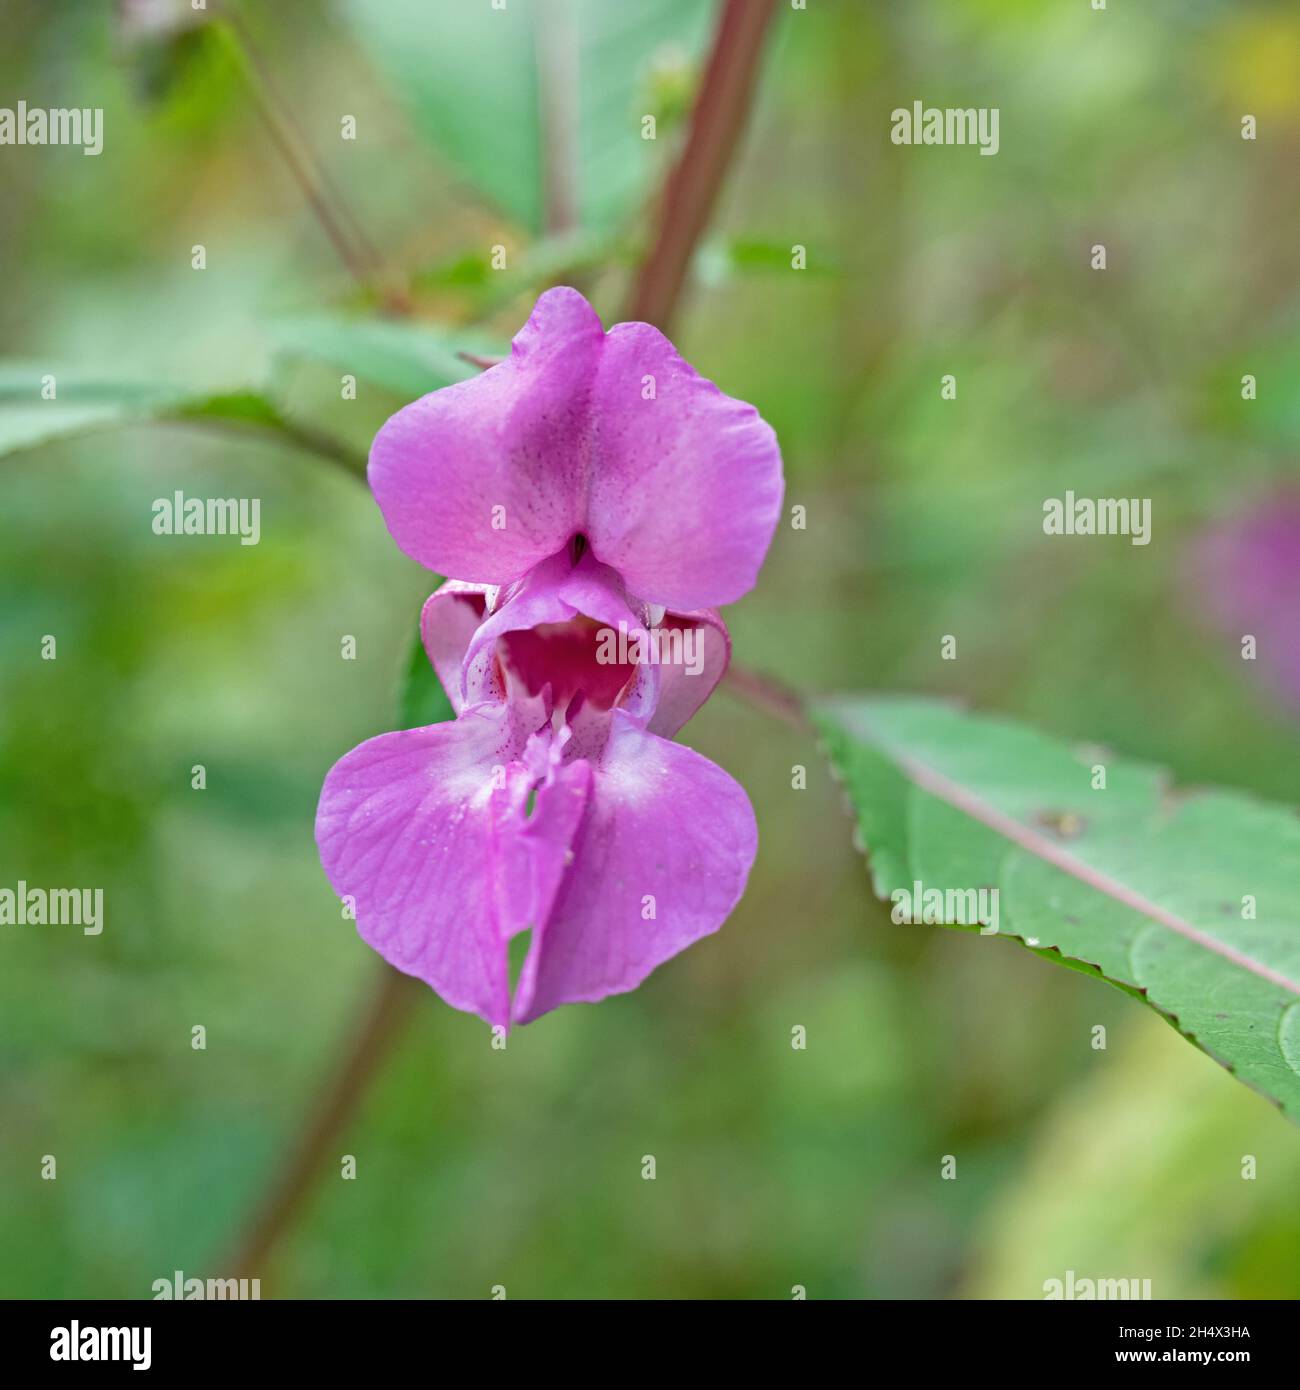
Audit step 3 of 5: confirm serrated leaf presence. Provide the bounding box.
[343,0,711,232]
[814,695,1300,1121]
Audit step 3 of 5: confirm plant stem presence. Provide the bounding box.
[166,415,367,480]
[225,965,422,1282]
[215,6,387,297]
[456,350,505,370]
[723,661,810,732]
[625,0,780,332]
[536,0,580,236]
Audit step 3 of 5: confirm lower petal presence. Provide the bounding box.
[513,712,757,1024]
[315,705,528,1026]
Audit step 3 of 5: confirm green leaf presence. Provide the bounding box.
[0,366,172,458]
[272,315,506,400]
[696,236,840,287]
[343,0,711,233]
[397,616,454,731]
[409,227,625,313]
[0,366,362,473]
[813,695,1300,1121]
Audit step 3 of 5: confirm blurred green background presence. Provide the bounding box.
[2,0,1298,1299]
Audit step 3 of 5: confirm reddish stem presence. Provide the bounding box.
[625,0,780,332]
[224,965,422,1281]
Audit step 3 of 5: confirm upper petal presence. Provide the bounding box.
[368,288,603,584]
[512,711,757,1024]
[583,321,784,611]
[369,287,783,610]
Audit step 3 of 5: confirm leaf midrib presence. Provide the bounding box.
[843,711,1300,999]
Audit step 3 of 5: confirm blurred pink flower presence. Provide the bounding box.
[316,288,783,1025]
[1198,488,1300,711]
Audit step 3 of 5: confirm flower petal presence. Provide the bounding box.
[498,753,592,951]
[316,704,562,1027]
[1196,489,1300,710]
[461,548,660,723]
[368,287,604,584]
[643,608,730,738]
[512,711,757,1023]
[369,287,783,610]
[420,580,490,714]
[583,321,784,610]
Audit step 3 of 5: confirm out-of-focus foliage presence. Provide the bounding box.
[343,0,710,233]
[1,0,1298,1299]
[0,365,353,466]
[272,315,503,401]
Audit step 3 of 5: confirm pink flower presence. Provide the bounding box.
[1196,488,1300,711]
[315,288,784,1026]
